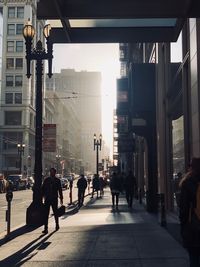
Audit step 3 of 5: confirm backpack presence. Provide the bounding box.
[189,183,200,231]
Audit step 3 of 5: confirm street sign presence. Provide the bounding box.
[43,124,56,152]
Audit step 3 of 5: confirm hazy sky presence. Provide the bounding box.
[53,43,120,151]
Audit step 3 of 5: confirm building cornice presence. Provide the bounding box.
[0,0,37,7]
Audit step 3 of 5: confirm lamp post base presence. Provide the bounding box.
[26,202,46,227]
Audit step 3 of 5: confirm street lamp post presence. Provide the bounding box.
[56,154,61,173]
[17,143,25,174]
[93,134,102,175]
[23,20,53,226]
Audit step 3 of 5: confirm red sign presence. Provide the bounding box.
[43,124,56,152]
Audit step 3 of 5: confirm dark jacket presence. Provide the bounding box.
[179,174,200,248]
[124,174,137,193]
[42,176,63,201]
[92,176,100,190]
[77,177,87,191]
[110,174,122,192]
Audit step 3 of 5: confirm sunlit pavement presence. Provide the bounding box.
[0,188,189,267]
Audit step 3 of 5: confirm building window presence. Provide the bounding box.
[5,93,13,104]
[15,75,23,86]
[16,41,23,52]
[16,24,23,35]
[16,58,23,69]
[6,58,14,69]
[15,93,22,104]
[7,24,15,35]
[17,7,24,18]
[8,7,15,18]
[5,111,22,125]
[7,41,14,52]
[6,75,14,86]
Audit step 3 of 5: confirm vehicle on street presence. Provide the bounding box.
[7,174,28,190]
[61,178,69,189]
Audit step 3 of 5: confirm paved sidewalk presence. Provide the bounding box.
[0,189,189,267]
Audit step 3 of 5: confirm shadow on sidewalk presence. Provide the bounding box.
[0,230,56,266]
[0,225,40,246]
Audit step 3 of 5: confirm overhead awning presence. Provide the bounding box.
[37,0,200,43]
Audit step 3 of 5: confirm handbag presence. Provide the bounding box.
[57,205,66,217]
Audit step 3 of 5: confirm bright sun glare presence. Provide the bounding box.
[53,44,120,153]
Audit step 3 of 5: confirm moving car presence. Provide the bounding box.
[7,174,28,190]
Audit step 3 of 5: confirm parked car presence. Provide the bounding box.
[7,174,28,190]
[60,178,69,189]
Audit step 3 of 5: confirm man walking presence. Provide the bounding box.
[42,168,63,234]
[77,174,87,207]
[124,170,137,208]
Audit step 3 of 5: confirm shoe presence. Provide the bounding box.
[42,229,48,234]
[55,225,60,231]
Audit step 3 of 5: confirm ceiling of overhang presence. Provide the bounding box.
[37,0,200,43]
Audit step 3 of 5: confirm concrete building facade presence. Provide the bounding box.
[46,69,102,174]
[0,0,45,176]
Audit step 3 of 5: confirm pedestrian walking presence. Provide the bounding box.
[87,176,92,194]
[124,171,137,208]
[99,176,104,197]
[179,158,200,267]
[77,174,87,207]
[41,167,63,234]
[91,174,100,198]
[110,172,122,211]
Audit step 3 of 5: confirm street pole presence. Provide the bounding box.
[17,143,25,174]
[96,144,99,175]
[94,134,102,176]
[23,21,53,226]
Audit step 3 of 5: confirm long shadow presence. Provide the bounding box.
[0,225,39,246]
[0,230,56,266]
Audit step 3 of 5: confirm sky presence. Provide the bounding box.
[53,43,120,152]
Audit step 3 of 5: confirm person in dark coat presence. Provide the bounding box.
[110,172,122,211]
[77,174,87,207]
[179,158,200,267]
[124,171,137,208]
[91,174,100,198]
[42,167,63,234]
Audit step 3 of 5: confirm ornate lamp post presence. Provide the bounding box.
[93,134,102,176]
[17,143,25,174]
[23,20,53,226]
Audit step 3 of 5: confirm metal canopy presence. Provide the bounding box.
[37,0,200,43]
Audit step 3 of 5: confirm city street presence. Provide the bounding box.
[0,186,79,237]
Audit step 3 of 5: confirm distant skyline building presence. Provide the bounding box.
[46,69,102,173]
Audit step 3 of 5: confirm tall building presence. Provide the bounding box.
[46,69,102,173]
[0,1,45,176]
[0,7,3,95]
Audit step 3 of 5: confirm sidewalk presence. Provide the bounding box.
[0,188,189,267]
